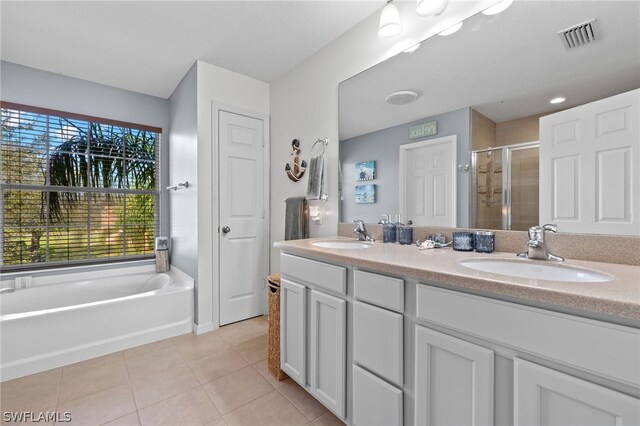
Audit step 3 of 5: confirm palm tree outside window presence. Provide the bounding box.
[0,102,160,271]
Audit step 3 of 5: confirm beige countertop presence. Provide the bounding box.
[274,237,640,325]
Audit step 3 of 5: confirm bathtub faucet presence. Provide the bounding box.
[0,287,15,294]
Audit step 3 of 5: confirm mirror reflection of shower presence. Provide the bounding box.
[472,142,539,231]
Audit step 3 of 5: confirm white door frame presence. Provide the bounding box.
[399,135,457,226]
[213,103,270,330]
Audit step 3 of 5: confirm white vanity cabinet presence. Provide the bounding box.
[277,247,639,426]
[415,283,640,426]
[280,253,347,419]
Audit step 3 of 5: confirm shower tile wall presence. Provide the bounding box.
[494,114,543,147]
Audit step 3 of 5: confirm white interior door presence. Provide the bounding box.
[400,135,457,226]
[539,89,639,235]
[219,110,265,326]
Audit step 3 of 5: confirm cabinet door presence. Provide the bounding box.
[353,301,403,385]
[353,364,403,426]
[310,289,346,419]
[280,278,306,386]
[415,325,494,426]
[515,358,640,426]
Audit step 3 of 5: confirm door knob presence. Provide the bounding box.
[222,226,231,234]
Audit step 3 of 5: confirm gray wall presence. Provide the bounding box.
[167,64,198,287]
[340,107,471,226]
[0,61,171,241]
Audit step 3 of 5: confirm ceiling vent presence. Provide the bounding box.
[559,19,599,50]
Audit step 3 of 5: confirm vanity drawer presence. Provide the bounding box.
[354,270,404,313]
[353,301,403,385]
[353,364,403,426]
[416,284,640,388]
[281,253,346,295]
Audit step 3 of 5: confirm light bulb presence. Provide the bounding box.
[378,1,403,39]
[416,0,447,17]
[482,0,514,16]
[438,21,463,36]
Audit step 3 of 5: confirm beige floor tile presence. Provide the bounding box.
[0,368,60,414]
[311,411,345,425]
[174,332,231,361]
[251,359,287,389]
[124,345,185,378]
[101,412,141,426]
[234,334,267,364]
[188,347,248,385]
[247,315,269,333]
[223,390,309,426]
[58,358,129,404]
[63,352,124,375]
[138,386,224,426]
[130,365,200,409]
[202,366,273,415]
[58,384,136,425]
[123,338,175,359]
[218,320,266,347]
[278,379,327,421]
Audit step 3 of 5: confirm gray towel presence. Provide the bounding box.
[307,155,325,200]
[284,196,308,240]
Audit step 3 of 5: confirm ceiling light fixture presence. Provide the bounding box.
[378,0,403,39]
[550,97,567,104]
[438,21,463,36]
[482,0,514,16]
[403,43,421,53]
[416,0,448,16]
[385,90,422,105]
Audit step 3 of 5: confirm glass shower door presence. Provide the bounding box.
[472,142,539,230]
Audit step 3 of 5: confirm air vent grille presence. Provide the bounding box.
[559,19,598,50]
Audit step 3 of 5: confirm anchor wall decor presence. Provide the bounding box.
[285,138,307,182]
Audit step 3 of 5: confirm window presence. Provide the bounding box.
[1,102,161,271]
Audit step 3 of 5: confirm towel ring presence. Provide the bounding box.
[311,137,328,157]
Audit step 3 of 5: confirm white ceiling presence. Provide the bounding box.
[1,1,382,99]
[339,0,640,140]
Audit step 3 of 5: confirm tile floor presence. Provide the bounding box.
[0,316,344,426]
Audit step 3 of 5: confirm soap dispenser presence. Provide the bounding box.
[382,214,397,243]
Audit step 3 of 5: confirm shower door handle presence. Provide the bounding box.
[221,226,231,234]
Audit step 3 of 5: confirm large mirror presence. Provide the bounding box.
[339,0,639,235]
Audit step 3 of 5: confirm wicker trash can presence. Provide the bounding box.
[267,273,288,381]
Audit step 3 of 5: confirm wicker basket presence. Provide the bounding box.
[267,273,288,381]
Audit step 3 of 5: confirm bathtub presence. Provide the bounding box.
[0,264,194,381]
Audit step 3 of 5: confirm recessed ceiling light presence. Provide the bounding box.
[438,21,463,36]
[403,43,421,53]
[482,0,514,16]
[550,97,567,104]
[385,90,422,105]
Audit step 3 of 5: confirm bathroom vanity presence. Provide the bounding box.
[274,238,640,425]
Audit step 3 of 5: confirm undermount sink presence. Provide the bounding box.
[312,240,373,249]
[459,258,613,282]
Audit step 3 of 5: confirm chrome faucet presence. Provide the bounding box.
[0,287,15,294]
[517,224,564,261]
[353,220,375,242]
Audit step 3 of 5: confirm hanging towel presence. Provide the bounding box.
[306,155,325,201]
[284,196,309,240]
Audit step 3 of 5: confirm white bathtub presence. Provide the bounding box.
[0,264,194,381]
